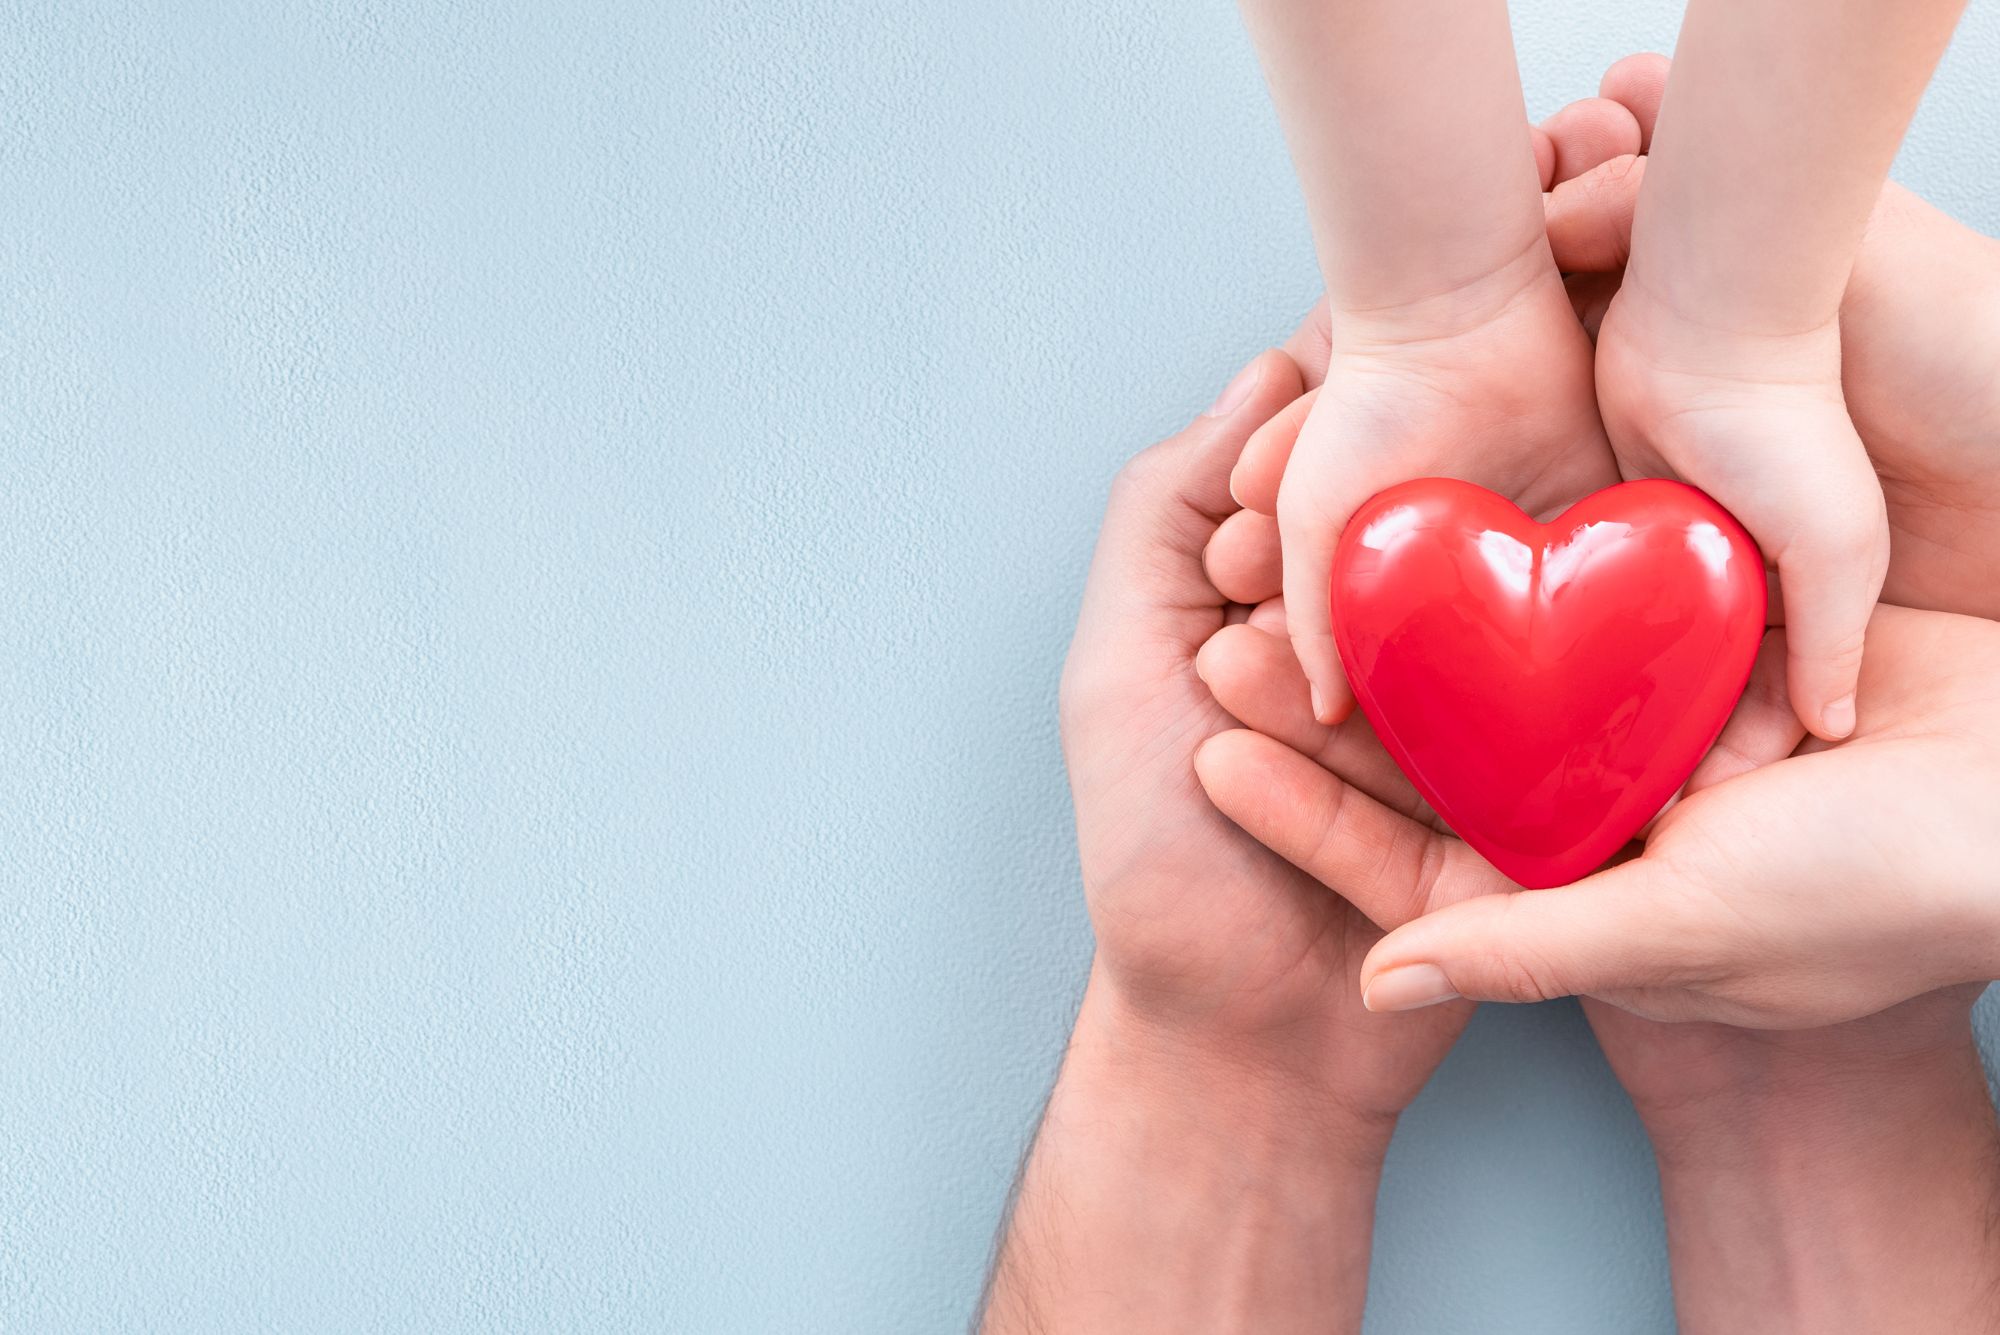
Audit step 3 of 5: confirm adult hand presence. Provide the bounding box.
[1200,603,2000,1031]
[984,339,1469,1335]
[1058,343,1467,1085]
[1191,591,2000,1327]
[1201,205,2000,1030]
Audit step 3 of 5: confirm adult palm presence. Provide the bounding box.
[1061,342,1466,1121]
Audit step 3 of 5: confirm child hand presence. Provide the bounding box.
[1593,281,1888,742]
[1271,252,1618,723]
[1549,52,2000,625]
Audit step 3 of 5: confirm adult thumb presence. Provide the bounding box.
[1356,860,1699,1012]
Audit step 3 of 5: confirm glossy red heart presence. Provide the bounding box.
[1331,478,1766,888]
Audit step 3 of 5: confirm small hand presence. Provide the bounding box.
[1595,250,1887,744]
[1199,309,2000,1031]
[1547,51,2000,623]
[1269,250,1619,725]
[1479,52,2000,1118]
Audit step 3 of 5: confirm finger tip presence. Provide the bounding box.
[1817,693,1857,741]
[1598,52,1670,148]
[1192,624,1244,687]
[1191,727,1257,793]
[1530,125,1556,192]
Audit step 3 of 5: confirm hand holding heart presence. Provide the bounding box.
[1197,597,2000,1028]
[1548,52,2000,624]
[1194,58,2000,1031]
[1056,337,1468,1128]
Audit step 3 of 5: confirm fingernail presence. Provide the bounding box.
[1204,355,1263,418]
[1310,683,1327,721]
[1228,468,1245,508]
[1822,693,1856,739]
[1362,964,1459,1013]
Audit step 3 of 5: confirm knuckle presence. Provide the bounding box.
[1482,895,1570,1002]
[1488,946,1565,1005]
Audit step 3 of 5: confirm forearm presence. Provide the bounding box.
[980,970,1392,1335]
[1649,1035,2000,1333]
[1238,0,1545,319]
[1630,0,1967,332]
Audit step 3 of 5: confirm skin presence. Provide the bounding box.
[1548,53,2000,623]
[1201,61,2000,1326]
[1240,0,1966,744]
[1235,0,1617,727]
[1218,54,2000,1030]
[1593,0,1968,741]
[1192,607,2000,1330]
[980,340,1468,1335]
[990,44,2000,1328]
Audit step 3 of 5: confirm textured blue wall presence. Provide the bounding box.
[7,2,2000,1330]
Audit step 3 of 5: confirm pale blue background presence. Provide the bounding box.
[7,2,2000,1330]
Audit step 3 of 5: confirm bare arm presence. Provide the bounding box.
[1237,0,1546,316]
[1629,0,1968,333]
[1649,1027,2000,1332]
[1237,0,1611,729]
[979,977,1392,1335]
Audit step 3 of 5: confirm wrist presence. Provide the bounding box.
[1323,225,1555,349]
[981,970,1393,1335]
[1605,271,1844,380]
[1643,1025,2000,1333]
[1075,967,1400,1169]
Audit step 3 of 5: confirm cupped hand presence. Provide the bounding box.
[1593,295,1886,743]
[1060,340,1467,1124]
[1269,244,1620,726]
[1201,62,2000,1128]
[1192,591,2000,1029]
[1550,53,2000,624]
[1199,306,2000,1033]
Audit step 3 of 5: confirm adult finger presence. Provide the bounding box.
[1194,623,1428,819]
[1545,153,1647,273]
[1203,509,1282,605]
[1195,729,1511,933]
[1195,623,1428,818]
[1599,53,1670,149]
[1245,595,1287,637]
[1356,857,1717,1013]
[1074,350,1305,633]
[1540,96,1642,186]
[1230,387,1314,515]
[1681,630,1803,796]
[1282,299,1333,389]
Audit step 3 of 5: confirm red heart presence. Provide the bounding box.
[1331,478,1766,888]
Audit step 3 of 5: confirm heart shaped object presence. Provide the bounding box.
[1331,478,1766,888]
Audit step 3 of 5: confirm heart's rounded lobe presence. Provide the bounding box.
[1331,478,1766,888]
